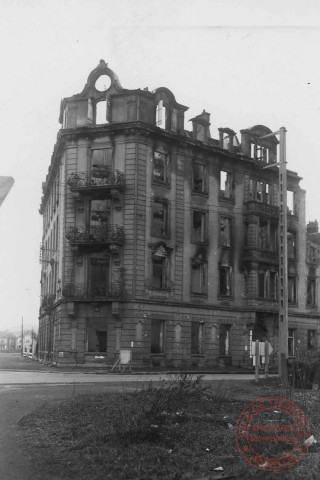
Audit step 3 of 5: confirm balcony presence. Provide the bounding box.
[245,200,279,218]
[66,225,124,247]
[67,168,124,197]
[41,294,55,311]
[62,281,125,299]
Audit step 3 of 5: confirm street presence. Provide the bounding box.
[0,352,268,480]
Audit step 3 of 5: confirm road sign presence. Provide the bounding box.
[0,176,14,207]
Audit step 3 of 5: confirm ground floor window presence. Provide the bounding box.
[219,324,231,355]
[87,319,107,353]
[191,322,204,354]
[151,319,165,353]
[307,330,316,350]
[288,328,296,356]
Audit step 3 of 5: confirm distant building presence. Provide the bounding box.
[0,332,18,350]
[38,60,320,368]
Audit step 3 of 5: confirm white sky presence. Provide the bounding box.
[0,0,320,332]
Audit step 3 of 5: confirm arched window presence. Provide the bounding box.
[95,100,107,125]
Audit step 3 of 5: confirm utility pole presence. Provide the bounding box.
[278,127,288,378]
[21,316,24,356]
[260,127,288,378]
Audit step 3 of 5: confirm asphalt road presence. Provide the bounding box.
[0,352,269,479]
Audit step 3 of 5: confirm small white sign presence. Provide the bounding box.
[120,349,132,365]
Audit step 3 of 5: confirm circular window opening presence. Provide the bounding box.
[95,75,111,92]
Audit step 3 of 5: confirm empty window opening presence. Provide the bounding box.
[220,171,232,199]
[156,100,166,129]
[95,100,108,125]
[288,329,295,356]
[258,270,278,299]
[151,319,165,353]
[191,322,204,354]
[307,278,316,306]
[288,276,297,304]
[153,152,168,183]
[219,266,232,297]
[152,199,169,237]
[287,232,296,259]
[219,324,231,356]
[193,163,207,194]
[307,330,316,349]
[152,255,167,289]
[192,210,206,243]
[191,261,207,294]
[287,191,295,215]
[220,217,231,247]
[90,255,108,296]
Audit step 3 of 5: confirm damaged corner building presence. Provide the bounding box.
[38,60,320,368]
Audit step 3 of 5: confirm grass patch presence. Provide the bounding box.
[18,374,320,480]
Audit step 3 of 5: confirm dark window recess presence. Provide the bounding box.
[219,266,232,297]
[191,262,207,294]
[287,232,296,259]
[191,322,204,354]
[91,148,112,170]
[192,163,207,194]
[307,330,316,350]
[258,270,278,299]
[219,324,231,355]
[153,152,168,183]
[152,200,169,237]
[307,278,316,306]
[219,217,231,247]
[288,329,295,356]
[87,319,107,353]
[288,276,297,304]
[192,210,206,243]
[152,256,167,289]
[156,100,166,129]
[258,220,277,251]
[90,256,108,295]
[151,319,165,353]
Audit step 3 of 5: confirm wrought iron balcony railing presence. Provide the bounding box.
[62,281,125,299]
[41,294,55,309]
[67,169,125,190]
[66,225,124,245]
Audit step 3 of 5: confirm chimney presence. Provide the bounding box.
[190,110,211,143]
[307,220,319,234]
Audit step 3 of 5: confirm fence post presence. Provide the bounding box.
[255,340,259,384]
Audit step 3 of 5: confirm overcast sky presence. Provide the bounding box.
[0,0,320,332]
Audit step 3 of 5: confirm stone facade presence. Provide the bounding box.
[38,60,320,368]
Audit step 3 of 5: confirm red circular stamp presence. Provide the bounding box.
[235,396,310,471]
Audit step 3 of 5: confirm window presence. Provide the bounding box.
[90,256,108,296]
[87,319,107,353]
[220,170,233,199]
[152,255,168,289]
[192,163,207,194]
[219,266,232,297]
[191,261,207,295]
[258,220,278,251]
[95,100,108,125]
[192,210,207,243]
[151,319,165,353]
[258,270,278,299]
[219,217,231,247]
[251,143,270,162]
[91,148,113,169]
[219,324,231,355]
[152,199,169,237]
[307,277,316,306]
[307,330,316,350]
[156,100,166,129]
[191,322,204,354]
[287,232,296,259]
[307,244,317,263]
[287,191,295,215]
[288,276,297,304]
[288,329,296,356]
[153,151,169,183]
[249,180,273,204]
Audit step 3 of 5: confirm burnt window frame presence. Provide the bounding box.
[258,269,278,299]
[306,277,317,306]
[288,275,298,305]
[152,151,170,185]
[151,197,170,238]
[191,321,204,355]
[191,259,208,296]
[219,265,233,298]
[192,161,208,195]
[219,169,234,201]
[219,324,231,356]
[219,216,232,248]
[191,209,208,244]
[151,319,166,354]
